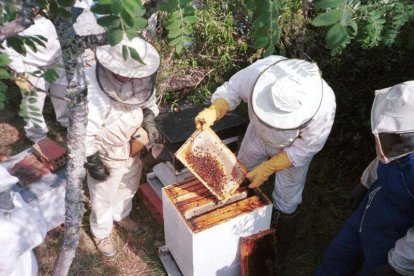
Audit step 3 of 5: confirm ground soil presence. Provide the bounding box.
[0,44,412,276]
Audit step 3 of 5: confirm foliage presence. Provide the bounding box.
[245,0,281,57]
[312,0,414,55]
[159,0,197,54]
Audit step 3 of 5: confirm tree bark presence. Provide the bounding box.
[0,0,37,40]
[51,15,88,276]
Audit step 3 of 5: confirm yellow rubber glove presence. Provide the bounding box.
[195,98,229,129]
[15,75,34,92]
[247,150,293,188]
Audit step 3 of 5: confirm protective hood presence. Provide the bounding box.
[371,81,414,163]
[96,63,155,105]
[251,58,323,130]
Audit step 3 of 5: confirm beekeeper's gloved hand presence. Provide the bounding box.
[350,183,368,211]
[142,108,159,143]
[247,151,293,188]
[85,152,110,181]
[195,98,229,129]
[15,75,34,91]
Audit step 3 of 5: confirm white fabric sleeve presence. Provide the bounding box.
[141,89,159,116]
[388,228,414,275]
[85,68,109,156]
[285,82,336,167]
[360,158,379,188]
[211,55,287,110]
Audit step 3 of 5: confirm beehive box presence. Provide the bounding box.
[163,178,272,276]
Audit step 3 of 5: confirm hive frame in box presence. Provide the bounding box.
[175,128,247,201]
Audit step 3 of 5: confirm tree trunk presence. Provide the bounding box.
[51,16,88,276]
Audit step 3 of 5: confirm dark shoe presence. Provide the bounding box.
[93,236,117,257]
[272,209,299,265]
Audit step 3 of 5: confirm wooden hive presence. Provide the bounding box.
[162,178,272,276]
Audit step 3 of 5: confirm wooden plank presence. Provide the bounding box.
[240,228,276,276]
[139,182,163,224]
[188,196,265,232]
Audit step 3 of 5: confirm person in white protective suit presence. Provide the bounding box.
[1,15,69,142]
[0,165,47,276]
[316,81,414,276]
[195,55,336,264]
[84,37,160,257]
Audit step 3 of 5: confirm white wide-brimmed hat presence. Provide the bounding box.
[96,36,160,78]
[251,59,323,130]
[371,80,414,134]
[0,165,18,193]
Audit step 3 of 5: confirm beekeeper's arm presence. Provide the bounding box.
[195,56,287,129]
[386,228,414,275]
[141,89,160,143]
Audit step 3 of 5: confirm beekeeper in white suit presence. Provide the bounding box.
[0,165,47,276]
[195,55,336,264]
[2,15,68,142]
[84,37,160,257]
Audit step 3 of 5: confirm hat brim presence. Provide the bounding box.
[251,59,323,130]
[96,37,160,78]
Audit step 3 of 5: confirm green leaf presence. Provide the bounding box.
[33,123,41,128]
[166,20,181,31]
[97,15,121,28]
[326,23,348,49]
[0,54,11,66]
[135,17,148,29]
[28,105,40,111]
[57,0,75,7]
[122,45,129,61]
[121,9,134,27]
[183,26,193,35]
[183,16,197,24]
[58,8,72,18]
[176,40,184,54]
[0,102,4,110]
[0,81,7,93]
[167,28,182,39]
[311,9,343,26]
[254,36,270,49]
[36,35,47,42]
[108,30,124,46]
[28,97,37,104]
[135,6,146,17]
[44,69,60,83]
[168,36,182,46]
[125,29,137,40]
[0,68,11,79]
[23,38,37,52]
[91,3,112,14]
[7,37,26,56]
[159,0,178,11]
[30,117,43,123]
[128,47,145,65]
[313,0,343,9]
[31,36,46,48]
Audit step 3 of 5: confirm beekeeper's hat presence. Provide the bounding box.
[96,36,160,78]
[251,58,323,130]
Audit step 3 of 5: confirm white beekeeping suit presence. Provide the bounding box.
[0,165,47,276]
[1,15,68,142]
[195,55,336,264]
[84,36,160,257]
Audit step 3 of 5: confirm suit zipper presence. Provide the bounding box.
[359,186,382,233]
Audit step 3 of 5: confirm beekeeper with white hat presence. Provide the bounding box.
[84,36,160,257]
[1,15,69,142]
[0,164,47,276]
[317,81,414,276]
[195,55,336,263]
